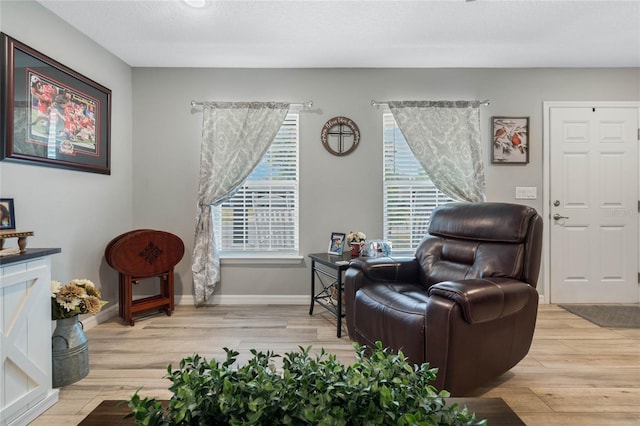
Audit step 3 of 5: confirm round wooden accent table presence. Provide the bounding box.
[105,229,184,326]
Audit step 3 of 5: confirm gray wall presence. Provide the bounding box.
[132,67,640,300]
[0,1,133,307]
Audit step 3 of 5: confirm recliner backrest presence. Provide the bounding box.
[415,202,543,288]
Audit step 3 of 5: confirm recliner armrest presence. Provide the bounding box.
[428,278,534,324]
[349,257,419,283]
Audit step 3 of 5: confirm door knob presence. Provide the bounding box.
[553,213,569,220]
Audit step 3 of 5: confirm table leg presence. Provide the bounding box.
[168,269,175,314]
[124,276,135,326]
[309,259,316,315]
[336,270,342,338]
[118,274,124,319]
[17,236,27,252]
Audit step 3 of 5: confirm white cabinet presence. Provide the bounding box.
[1,249,60,426]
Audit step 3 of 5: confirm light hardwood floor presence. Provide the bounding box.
[32,304,640,425]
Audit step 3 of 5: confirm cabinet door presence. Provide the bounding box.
[1,258,55,425]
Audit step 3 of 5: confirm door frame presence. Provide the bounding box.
[542,101,640,304]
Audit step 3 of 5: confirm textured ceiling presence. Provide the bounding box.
[33,0,640,68]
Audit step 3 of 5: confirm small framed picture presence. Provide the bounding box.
[491,117,529,164]
[328,232,346,255]
[0,198,16,230]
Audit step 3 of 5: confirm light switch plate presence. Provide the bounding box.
[515,186,537,199]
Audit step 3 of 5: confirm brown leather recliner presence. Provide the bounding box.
[344,202,543,396]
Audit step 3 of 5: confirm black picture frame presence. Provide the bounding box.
[328,232,346,255]
[0,198,16,230]
[1,33,112,174]
[491,116,529,164]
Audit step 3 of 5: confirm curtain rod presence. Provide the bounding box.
[371,99,490,108]
[191,100,313,109]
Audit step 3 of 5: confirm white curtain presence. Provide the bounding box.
[388,101,486,202]
[192,102,290,305]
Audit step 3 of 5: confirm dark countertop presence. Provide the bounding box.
[0,248,62,266]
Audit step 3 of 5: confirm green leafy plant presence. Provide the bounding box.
[127,341,486,425]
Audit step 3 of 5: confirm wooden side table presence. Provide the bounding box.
[105,230,184,326]
[308,252,352,338]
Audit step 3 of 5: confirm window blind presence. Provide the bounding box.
[214,114,299,254]
[383,112,454,252]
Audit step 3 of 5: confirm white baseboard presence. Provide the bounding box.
[81,304,119,330]
[9,389,58,426]
[176,294,309,306]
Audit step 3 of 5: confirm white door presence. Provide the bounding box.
[549,106,639,303]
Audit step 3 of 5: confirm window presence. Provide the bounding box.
[213,114,299,256]
[383,112,454,252]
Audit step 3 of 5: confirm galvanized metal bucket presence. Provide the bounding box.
[52,316,89,388]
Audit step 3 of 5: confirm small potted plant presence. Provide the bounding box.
[51,279,107,387]
[346,231,366,257]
